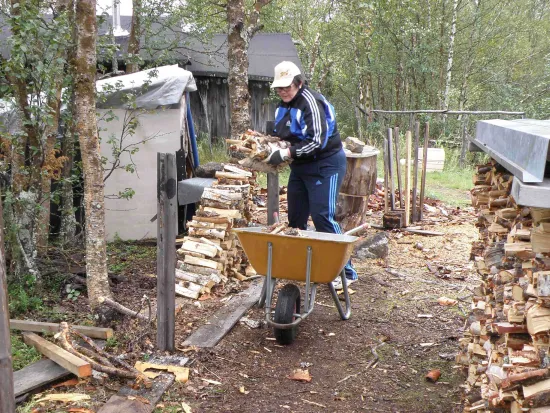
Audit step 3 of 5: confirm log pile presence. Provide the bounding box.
[459,159,550,412]
[176,164,259,299]
[226,129,291,173]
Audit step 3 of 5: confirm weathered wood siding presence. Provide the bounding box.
[189,77,277,141]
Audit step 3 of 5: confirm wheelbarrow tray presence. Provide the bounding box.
[233,227,357,283]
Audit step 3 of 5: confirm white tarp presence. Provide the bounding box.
[96,64,197,110]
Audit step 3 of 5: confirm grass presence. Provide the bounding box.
[11,334,41,371]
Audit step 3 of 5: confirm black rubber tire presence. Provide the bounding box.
[273,284,301,345]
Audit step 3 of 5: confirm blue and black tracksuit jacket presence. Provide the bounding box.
[273,86,356,279]
[273,86,342,164]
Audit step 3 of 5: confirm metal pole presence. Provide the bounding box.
[0,195,15,412]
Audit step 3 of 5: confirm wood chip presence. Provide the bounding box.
[36,393,91,403]
[288,369,312,383]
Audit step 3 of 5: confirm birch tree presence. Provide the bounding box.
[75,0,114,315]
[226,0,272,137]
[443,0,459,111]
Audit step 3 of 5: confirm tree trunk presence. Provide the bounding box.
[60,0,78,245]
[0,196,15,413]
[458,0,481,113]
[75,0,113,315]
[126,0,141,74]
[443,0,459,111]
[438,0,447,108]
[226,0,252,138]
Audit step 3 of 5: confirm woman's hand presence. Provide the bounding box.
[265,147,291,166]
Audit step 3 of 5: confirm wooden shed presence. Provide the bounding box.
[179,33,303,140]
[97,16,303,142]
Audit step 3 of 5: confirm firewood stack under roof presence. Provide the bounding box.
[460,158,550,409]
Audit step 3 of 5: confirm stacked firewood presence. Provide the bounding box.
[226,129,291,173]
[175,165,259,299]
[460,159,550,411]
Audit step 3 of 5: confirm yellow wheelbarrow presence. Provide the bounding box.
[233,223,368,345]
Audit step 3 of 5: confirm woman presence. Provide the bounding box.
[266,61,357,288]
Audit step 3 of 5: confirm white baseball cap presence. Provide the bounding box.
[271,61,301,88]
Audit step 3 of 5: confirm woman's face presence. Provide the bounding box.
[275,83,301,103]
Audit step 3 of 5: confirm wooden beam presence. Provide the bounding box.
[9,320,113,339]
[22,332,91,378]
[404,131,412,226]
[13,358,71,397]
[386,128,395,210]
[393,127,403,209]
[183,279,262,347]
[412,121,420,222]
[0,196,14,413]
[156,153,177,352]
[267,172,279,225]
[419,122,430,221]
[383,138,389,214]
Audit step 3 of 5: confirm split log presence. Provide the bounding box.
[183,255,223,271]
[188,228,226,240]
[201,207,242,219]
[223,164,252,177]
[192,216,232,225]
[175,285,199,300]
[98,297,149,322]
[345,136,365,153]
[177,261,221,277]
[179,241,218,258]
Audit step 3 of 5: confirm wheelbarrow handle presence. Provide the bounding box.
[344,222,371,236]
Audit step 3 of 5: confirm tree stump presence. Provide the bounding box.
[336,146,379,232]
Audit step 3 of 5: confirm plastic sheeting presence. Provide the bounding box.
[96,64,197,110]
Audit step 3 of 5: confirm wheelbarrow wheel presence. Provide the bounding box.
[274,284,301,345]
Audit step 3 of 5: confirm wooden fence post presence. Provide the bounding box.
[157,153,177,352]
[0,195,15,412]
[412,121,420,222]
[267,173,279,225]
[419,122,430,221]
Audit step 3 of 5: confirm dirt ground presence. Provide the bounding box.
[164,207,478,413]
[20,202,479,413]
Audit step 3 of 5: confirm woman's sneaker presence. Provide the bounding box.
[331,277,357,290]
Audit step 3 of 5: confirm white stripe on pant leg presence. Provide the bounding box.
[328,174,342,234]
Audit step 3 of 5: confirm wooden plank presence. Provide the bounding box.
[156,153,177,352]
[13,358,71,397]
[419,122,429,221]
[183,279,263,347]
[267,172,279,225]
[412,121,420,222]
[22,332,91,378]
[383,138,389,214]
[404,131,412,226]
[9,320,113,340]
[98,373,174,413]
[0,196,14,413]
[393,126,403,209]
[386,128,395,210]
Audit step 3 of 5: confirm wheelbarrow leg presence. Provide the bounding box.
[258,276,276,308]
[327,269,351,320]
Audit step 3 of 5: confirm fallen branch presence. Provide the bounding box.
[69,327,135,371]
[56,322,145,381]
[98,296,149,322]
[366,341,386,369]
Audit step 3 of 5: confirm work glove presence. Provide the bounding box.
[265,147,291,166]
